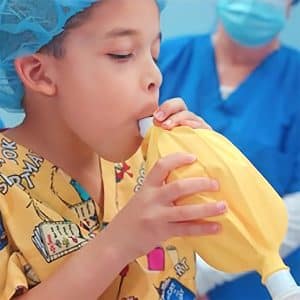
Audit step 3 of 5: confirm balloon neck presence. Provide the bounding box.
[261,253,287,282]
[139,117,154,138]
[139,117,155,162]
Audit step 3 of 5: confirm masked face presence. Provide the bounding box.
[217,0,287,48]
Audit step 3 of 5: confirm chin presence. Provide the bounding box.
[102,136,143,162]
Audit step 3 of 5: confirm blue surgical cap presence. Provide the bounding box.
[0,0,166,121]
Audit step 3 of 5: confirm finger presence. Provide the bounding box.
[179,119,212,130]
[159,177,219,204]
[157,111,190,129]
[158,111,211,130]
[154,98,187,122]
[145,153,197,186]
[171,221,222,237]
[165,202,227,222]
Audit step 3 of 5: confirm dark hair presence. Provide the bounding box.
[40,6,93,58]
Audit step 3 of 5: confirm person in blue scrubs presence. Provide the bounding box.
[159,0,300,299]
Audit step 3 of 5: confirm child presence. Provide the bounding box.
[0,1,227,299]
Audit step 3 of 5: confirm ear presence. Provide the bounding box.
[14,54,57,97]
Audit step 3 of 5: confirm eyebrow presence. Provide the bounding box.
[104,28,162,41]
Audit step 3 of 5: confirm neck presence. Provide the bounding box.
[4,94,102,202]
[214,25,280,67]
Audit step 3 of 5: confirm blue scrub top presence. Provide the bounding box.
[0,119,4,129]
[159,34,300,300]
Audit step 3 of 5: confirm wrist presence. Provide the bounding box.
[97,226,136,267]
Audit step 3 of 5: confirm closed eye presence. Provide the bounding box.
[107,53,133,61]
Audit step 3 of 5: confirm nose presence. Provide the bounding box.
[142,56,163,94]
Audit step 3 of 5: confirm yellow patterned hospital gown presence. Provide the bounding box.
[0,134,197,299]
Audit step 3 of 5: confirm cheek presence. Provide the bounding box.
[56,62,140,129]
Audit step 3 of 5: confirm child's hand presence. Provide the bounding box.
[103,153,226,263]
[154,98,212,130]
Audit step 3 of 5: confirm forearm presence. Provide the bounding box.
[16,230,129,300]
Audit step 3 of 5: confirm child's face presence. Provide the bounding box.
[51,0,162,161]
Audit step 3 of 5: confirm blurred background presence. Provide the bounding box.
[1,0,300,127]
[161,0,300,47]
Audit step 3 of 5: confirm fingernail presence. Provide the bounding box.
[186,154,197,162]
[163,119,172,127]
[216,202,227,211]
[211,180,219,190]
[154,110,165,121]
[211,224,221,232]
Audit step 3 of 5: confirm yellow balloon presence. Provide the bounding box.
[141,125,288,282]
